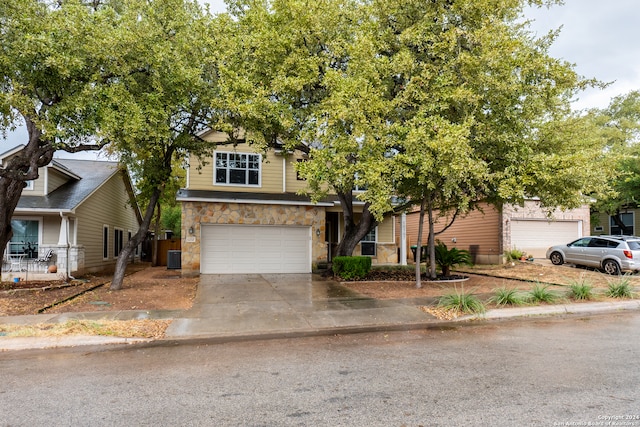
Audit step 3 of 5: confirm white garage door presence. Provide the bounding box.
[511,220,582,258]
[201,225,311,274]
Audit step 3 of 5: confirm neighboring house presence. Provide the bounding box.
[398,200,591,263]
[177,131,398,275]
[1,146,142,277]
[591,208,639,236]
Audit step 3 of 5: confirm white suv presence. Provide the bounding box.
[546,235,640,275]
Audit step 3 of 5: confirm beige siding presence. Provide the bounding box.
[284,155,311,193]
[188,135,313,194]
[188,145,286,193]
[47,168,70,194]
[21,166,47,195]
[400,204,502,262]
[42,216,60,244]
[377,216,394,243]
[74,171,139,272]
[592,210,640,236]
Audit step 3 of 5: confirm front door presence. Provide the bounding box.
[326,212,339,262]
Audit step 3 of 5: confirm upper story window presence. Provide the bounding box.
[215,152,261,186]
[24,180,34,190]
[610,212,634,235]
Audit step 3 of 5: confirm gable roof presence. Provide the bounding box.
[15,159,131,214]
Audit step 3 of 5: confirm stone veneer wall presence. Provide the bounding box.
[181,201,327,275]
[357,243,398,265]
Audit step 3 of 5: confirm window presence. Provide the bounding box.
[9,219,39,258]
[569,237,591,247]
[588,238,611,248]
[103,226,109,259]
[215,152,261,186]
[610,213,634,235]
[114,229,124,257]
[24,180,34,190]
[361,227,377,256]
[353,172,367,192]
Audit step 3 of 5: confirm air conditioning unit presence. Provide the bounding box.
[167,250,182,270]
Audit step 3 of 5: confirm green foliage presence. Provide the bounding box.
[589,91,640,217]
[219,0,611,261]
[489,287,527,307]
[504,248,525,261]
[434,240,473,276]
[527,284,559,304]
[567,279,594,300]
[161,205,182,237]
[438,287,485,315]
[332,256,372,280]
[606,277,635,299]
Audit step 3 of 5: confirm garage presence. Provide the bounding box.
[510,220,582,258]
[200,224,311,274]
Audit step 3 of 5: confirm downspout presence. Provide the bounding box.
[400,213,407,265]
[59,212,74,281]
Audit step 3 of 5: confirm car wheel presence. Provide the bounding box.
[603,259,621,275]
[549,252,564,266]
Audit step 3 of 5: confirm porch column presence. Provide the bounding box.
[58,215,69,246]
[400,213,407,265]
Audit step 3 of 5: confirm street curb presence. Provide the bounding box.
[2,300,640,351]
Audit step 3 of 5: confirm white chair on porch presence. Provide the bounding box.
[35,249,54,272]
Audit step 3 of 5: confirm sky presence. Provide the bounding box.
[3,0,640,156]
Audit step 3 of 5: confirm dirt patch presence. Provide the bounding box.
[339,261,640,300]
[0,263,197,316]
[2,260,638,319]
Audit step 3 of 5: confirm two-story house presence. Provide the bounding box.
[1,146,142,278]
[177,131,398,275]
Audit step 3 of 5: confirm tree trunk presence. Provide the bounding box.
[0,178,26,261]
[152,203,162,267]
[611,211,631,235]
[414,197,427,288]
[110,187,163,290]
[427,195,437,280]
[0,118,54,263]
[333,191,377,257]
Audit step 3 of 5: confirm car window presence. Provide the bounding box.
[607,241,622,248]
[627,241,640,250]
[570,238,591,247]
[588,238,610,248]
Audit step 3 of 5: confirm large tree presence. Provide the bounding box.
[0,0,126,264]
[100,0,222,290]
[377,0,612,282]
[589,90,640,232]
[216,0,397,257]
[218,0,611,272]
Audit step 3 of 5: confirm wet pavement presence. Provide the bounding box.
[2,273,640,351]
[164,274,434,339]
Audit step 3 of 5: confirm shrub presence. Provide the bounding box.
[606,276,634,299]
[438,286,485,314]
[567,279,594,301]
[489,287,526,306]
[332,256,372,280]
[504,248,525,261]
[434,240,473,276]
[528,284,559,304]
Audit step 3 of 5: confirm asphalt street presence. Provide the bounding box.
[1,311,639,426]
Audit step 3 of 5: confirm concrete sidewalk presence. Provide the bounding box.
[2,273,640,351]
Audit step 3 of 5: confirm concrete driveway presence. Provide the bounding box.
[163,274,433,339]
